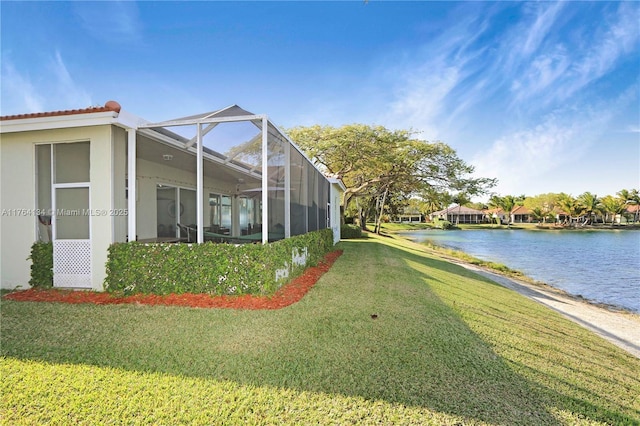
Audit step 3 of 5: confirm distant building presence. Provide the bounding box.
[430,205,484,224]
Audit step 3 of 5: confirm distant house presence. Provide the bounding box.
[484,207,506,224]
[617,204,640,224]
[511,206,533,223]
[430,205,484,224]
[1,101,344,291]
[394,206,423,223]
[394,214,423,223]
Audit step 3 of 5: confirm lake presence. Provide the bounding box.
[401,229,640,313]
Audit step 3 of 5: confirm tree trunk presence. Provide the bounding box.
[373,194,381,233]
[375,187,389,234]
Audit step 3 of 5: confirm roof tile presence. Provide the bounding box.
[0,101,121,121]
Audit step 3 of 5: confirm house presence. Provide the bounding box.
[511,205,533,223]
[430,205,485,224]
[1,101,345,291]
[624,204,639,223]
[484,207,506,224]
[395,214,423,223]
[394,206,423,223]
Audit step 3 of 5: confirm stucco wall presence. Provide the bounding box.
[112,127,128,243]
[0,132,36,289]
[89,126,115,290]
[0,125,116,290]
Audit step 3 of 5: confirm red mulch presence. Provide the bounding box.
[3,250,343,310]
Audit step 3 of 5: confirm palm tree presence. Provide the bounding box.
[577,192,602,225]
[530,207,550,224]
[557,194,583,226]
[601,195,627,225]
[632,189,640,223]
[418,187,450,217]
[489,195,517,226]
[618,189,640,224]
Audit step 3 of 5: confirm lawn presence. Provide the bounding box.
[2,234,639,425]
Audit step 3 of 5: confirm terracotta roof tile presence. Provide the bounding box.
[512,205,532,214]
[0,100,121,121]
[626,204,640,213]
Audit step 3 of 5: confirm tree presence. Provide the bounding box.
[577,192,602,225]
[488,195,517,226]
[617,188,640,223]
[557,193,583,226]
[601,195,627,225]
[288,124,496,230]
[530,207,546,224]
[415,187,451,217]
[523,193,561,223]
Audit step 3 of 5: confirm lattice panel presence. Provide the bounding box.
[54,240,92,288]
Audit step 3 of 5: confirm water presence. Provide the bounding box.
[401,229,640,313]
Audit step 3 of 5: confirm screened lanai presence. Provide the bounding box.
[133,105,330,244]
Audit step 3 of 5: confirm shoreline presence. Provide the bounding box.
[394,233,640,358]
[449,257,640,358]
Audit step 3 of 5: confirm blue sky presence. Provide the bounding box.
[2,1,639,200]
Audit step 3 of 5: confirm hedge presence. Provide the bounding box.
[340,224,363,239]
[28,242,53,288]
[104,228,334,296]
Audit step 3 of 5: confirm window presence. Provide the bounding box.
[35,142,91,240]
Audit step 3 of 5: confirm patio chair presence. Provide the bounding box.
[177,223,196,243]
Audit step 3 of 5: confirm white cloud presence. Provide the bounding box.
[73,1,142,44]
[472,106,612,196]
[508,2,640,108]
[520,2,565,57]
[0,59,45,114]
[559,3,640,101]
[387,60,461,138]
[379,9,497,138]
[50,51,92,108]
[0,52,93,115]
[510,47,571,106]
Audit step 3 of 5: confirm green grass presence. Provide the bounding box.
[376,221,435,231]
[2,234,639,425]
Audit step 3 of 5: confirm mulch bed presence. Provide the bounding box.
[3,250,343,310]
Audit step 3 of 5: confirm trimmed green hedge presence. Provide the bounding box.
[104,229,334,296]
[340,224,363,239]
[28,242,53,288]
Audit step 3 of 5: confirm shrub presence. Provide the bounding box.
[433,219,452,230]
[104,229,334,296]
[28,242,53,288]
[340,224,362,239]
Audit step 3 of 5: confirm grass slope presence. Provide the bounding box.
[2,234,639,425]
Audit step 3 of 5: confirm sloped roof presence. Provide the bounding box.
[0,101,121,121]
[166,105,256,122]
[626,204,640,213]
[140,104,266,129]
[511,205,532,214]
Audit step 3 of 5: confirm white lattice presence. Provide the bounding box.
[54,240,92,288]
